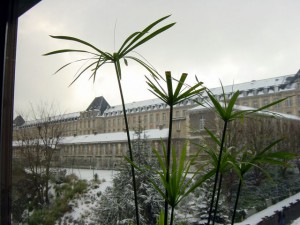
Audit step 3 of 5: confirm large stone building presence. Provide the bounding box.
[13,71,300,169]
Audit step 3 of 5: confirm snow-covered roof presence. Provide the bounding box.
[188,102,300,121]
[102,98,169,117]
[21,112,80,127]
[102,73,299,117]
[207,75,290,95]
[60,128,169,145]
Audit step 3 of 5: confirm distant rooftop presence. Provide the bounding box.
[21,112,80,128]
[189,101,300,121]
[86,96,110,114]
[101,72,300,117]
[60,128,169,145]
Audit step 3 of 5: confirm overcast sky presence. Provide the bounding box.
[14,0,300,115]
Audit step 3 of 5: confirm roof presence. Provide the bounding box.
[188,102,300,121]
[60,128,169,145]
[101,73,299,116]
[21,112,80,127]
[86,96,110,114]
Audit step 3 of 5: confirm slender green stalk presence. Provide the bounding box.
[114,62,140,225]
[144,71,205,224]
[164,104,173,225]
[231,179,242,225]
[207,121,228,225]
[170,205,175,225]
[212,173,223,225]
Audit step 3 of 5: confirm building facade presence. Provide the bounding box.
[13,71,300,169]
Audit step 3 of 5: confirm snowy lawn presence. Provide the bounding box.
[56,169,115,225]
[65,168,115,192]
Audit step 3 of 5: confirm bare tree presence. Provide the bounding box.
[14,102,67,205]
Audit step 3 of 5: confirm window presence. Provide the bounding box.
[176,121,181,130]
[285,97,293,107]
[199,115,205,130]
[175,111,180,118]
[162,113,166,123]
[253,100,259,108]
[263,99,269,106]
[297,95,300,106]
[156,113,160,124]
[150,114,153,123]
[273,98,281,109]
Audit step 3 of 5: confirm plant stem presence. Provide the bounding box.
[170,206,175,225]
[207,120,228,225]
[212,173,223,225]
[231,179,242,225]
[114,62,140,225]
[164,104,174,225]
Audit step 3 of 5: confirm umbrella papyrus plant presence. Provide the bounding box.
[44,15,175,225]
[195,83,289,225]
[146,71,205,224]
[229,139,296,225]
[127,143,215,225]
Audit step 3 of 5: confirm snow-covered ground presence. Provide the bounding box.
[55,169,300,225]
[56,169,116,225]
[65,168,115,192]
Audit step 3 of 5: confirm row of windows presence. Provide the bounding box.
[62,144,126,156]
[105,110,186,130]
[241,95,300,109]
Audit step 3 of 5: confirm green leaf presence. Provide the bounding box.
[69,61,99,86]
[205,128,221,146]
[173,73,187,99]
[52,57,95,75]
[123,58,128,66]
[123,23,176,55]
[253,97,289,113]
[43,49,98,56]
[126,56,160,78]
[225,90,239,119]
[117,31,140,55]
[49,35,112,59]
[206,90,226,119]
[166,72,174,104]
[120,15,174,55]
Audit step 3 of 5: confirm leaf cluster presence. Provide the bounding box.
[146,71,205,106]
[44,15,175,84]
